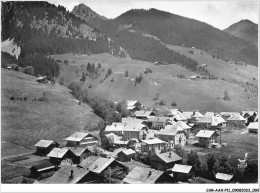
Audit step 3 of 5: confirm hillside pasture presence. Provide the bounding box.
[50,53,258,113]
[1,69,101,158]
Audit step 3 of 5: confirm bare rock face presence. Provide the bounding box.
[71,3,107,23]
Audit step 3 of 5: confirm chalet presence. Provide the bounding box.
[196,112,225,129]
[133,110,156,120]
[226,113,246,128]
[123,123,147,140]
[34,140,59,155]
[155,125,187,148]
[65,132,98,147]
[7,66,12,70]
[182,111,203,122]
[47,148,76,165]
[171,164,193,182]
[126,100,142,112]
[87,157,128,181]
[30,159,56,178]
[67,147,92,164]
[168,109,187,121]
[104,122,126,136]
[36,76,48,83]
[176,121,192,133]
[45,166,97,184]
[195,130,219,148]
[117,149,136,162]
[215,173,234,183]
[247,122,258,133]
[79,156,99,168]
[119,160,151,172]
[150,151,182,171]
[189,75,200,80]
[141,138,168,154]
[147,116,169,130]
[122,166,174,184]
[122,117,147,125]
[211,116,226,128]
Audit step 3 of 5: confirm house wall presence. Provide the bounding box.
[66,141,80,147]
[124,131,140,140]
[141,143,166,154]
[174,132,187,146]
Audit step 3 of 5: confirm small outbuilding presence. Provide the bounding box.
[215,172,234,183]
[30,159,56,178]
[67,147,92,164]
[150,151,182,171]
[47,148,76,165]
[171,164,193,182]
[117,149,136,162]
[195,130,219,148]
[34,140,59,155]
[247,122,258,133]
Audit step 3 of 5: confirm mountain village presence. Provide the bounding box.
[1,1,258,188]
[3,98,258,184]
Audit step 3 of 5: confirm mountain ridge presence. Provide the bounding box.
[224,19,258,45]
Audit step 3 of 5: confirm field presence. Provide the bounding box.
[1,69,101,158]
[50,52,258,113]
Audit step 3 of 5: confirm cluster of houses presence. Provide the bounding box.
[25,100,258,184]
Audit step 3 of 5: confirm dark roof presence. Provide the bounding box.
[151,151,182,163]
[122,167,164,184]
[79,156,99,168]
[30,160,55,172]
[67,147,90,156]
[45,166,90,184]
[119,160,151,172]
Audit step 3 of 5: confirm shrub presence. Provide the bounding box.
[64,60,69,65]
[159,99,166,106]
[171,101,177,106]
[188,50,194,54]
[88,84,92,88]
[253,77,255,80]
[124,70,129,78]
[110,78,114,82]
[153,92,160,101]
[58,77,65,86]
[223,90,230,101]
[24,66,34,75]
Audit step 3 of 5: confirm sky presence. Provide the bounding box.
[49,0,259,30]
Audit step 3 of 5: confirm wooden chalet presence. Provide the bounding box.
[65,132,98,147]
[34,140,59,155]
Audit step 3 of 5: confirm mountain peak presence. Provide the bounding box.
[224,19,258,44]
[71,3,107,22]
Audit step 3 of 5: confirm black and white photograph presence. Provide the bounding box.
[1,0,259,192]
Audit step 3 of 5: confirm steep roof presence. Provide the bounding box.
[215,173,233,181]
[105,122,125,132]
[124,123,146,131]
[152,151,182,163]
[195,130,217,138]
[141,138,167,145]
[168,109,186,121]
[126,100,139,107]
[45,166,90,184]
[122,166,164,184]
[119,149,136,156]
[176,121,191,130]
[147,116,169,123]
[34,140,57,148]
[172,164,192,174]
[197,112,214,123]
[211,116,226,126]
[47,148,72,158]
[79,156,99,168]
[122,117,147,125]
[227,113,246,121]
[134,110,155,117]
[66,147,89,156]
[88,157,116,174]
[156,124,184,136]
[182,111,203,119]
[65,132,90,142]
